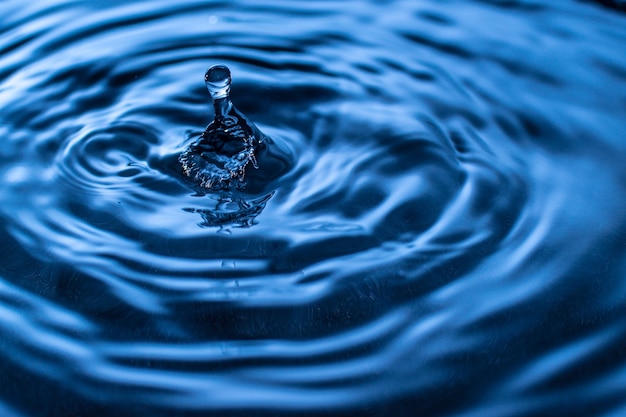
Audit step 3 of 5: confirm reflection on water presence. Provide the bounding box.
[183,192,275,229]
[1,0,626,416]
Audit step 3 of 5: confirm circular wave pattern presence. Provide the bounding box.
[1,1,626,416]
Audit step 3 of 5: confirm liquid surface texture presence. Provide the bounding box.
[1,1,626,416]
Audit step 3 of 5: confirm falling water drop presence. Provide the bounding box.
[180,64,268,190]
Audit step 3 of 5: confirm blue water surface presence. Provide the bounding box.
[1,1,626,416]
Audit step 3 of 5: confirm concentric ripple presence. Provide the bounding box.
[1,1,626,416]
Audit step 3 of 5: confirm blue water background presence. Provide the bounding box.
[1,1,626,416]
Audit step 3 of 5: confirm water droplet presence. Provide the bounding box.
[204,65,231,99]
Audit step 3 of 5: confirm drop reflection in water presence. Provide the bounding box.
[183,192,274,229]
[180,64,284,228]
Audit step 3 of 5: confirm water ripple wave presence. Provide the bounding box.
[1,0,626,416]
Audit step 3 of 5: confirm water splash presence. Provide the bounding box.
[179,64,268,190]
